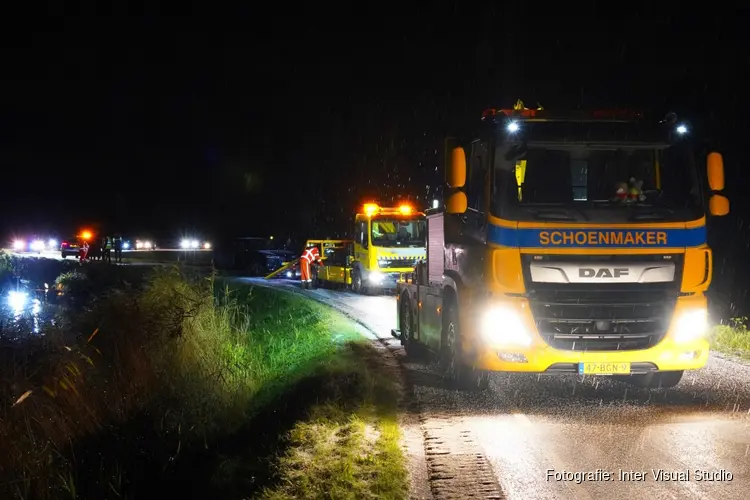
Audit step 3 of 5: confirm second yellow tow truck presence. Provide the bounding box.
[266,202,427,294]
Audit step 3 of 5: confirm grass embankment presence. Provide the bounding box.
[260,340,406,500]
[711,318,750,360]
[0,260,407,499]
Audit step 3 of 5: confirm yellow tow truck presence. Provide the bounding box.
[266,203,427,294]
[392,102,729,390]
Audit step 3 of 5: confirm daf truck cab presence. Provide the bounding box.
[393,104,729,390]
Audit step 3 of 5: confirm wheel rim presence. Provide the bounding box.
[445,320,458,379]
[402,304,412,341]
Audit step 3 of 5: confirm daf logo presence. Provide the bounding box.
[579,268,630,278]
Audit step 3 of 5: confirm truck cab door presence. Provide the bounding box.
[463,140,490,242]
[353,220,370,268]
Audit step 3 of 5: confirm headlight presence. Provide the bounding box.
[13,240,25,251]
[30,240,45,251]
[672,309,708,343]
[368,271,384,283]
[480,307,532,347]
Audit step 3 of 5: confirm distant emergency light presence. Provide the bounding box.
[81,231,92,240]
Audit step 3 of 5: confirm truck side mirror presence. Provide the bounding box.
[446,147,467,188]
[446,192,468,214]
[445,146,468,214]
[709,195,729,216]
[706,152,729,216]
[707,152,725,191]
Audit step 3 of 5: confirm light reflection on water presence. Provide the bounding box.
[4,287,50,336]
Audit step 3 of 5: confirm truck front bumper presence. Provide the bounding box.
[466,294,711,374]
[476,339,709,374]
[364,270,409,291]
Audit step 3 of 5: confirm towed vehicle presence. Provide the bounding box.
[260,249,300,278]
[213,237,303,276]
[393,101,729,390]
[60,237,82,259]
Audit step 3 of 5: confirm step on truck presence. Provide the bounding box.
[392,102,729,390]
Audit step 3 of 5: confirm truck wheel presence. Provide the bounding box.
[441,300,490,391]
[626,370,684,389]
[351,269,364,294]
[399,295,421,359]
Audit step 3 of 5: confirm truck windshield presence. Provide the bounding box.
[371,218,426,247]
[492,142,703,223]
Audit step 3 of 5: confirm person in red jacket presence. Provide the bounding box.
[300,245,322,289]
[79,241,89,264]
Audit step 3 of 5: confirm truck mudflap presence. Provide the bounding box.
[391,329,402,340]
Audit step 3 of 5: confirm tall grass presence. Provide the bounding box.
[711,317,750,360]
[0,250,12,278]
[0,266,353,499]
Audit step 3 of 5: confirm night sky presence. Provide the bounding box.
[1,4,748,312]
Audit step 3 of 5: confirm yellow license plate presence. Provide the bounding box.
[579,362,631,375]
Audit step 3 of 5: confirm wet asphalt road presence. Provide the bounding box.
[8,250,209,267]
[242,278,750,500]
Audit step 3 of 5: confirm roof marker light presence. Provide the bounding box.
[398,204,413,215]
[363,203,379,217]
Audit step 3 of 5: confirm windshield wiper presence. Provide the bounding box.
[532,212,574,221]
[627,207,675,221]
[628,213,666,221]
[521,203,589,221]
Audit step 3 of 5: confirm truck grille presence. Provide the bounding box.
[522,254,682,352]
[379,257,419,269]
